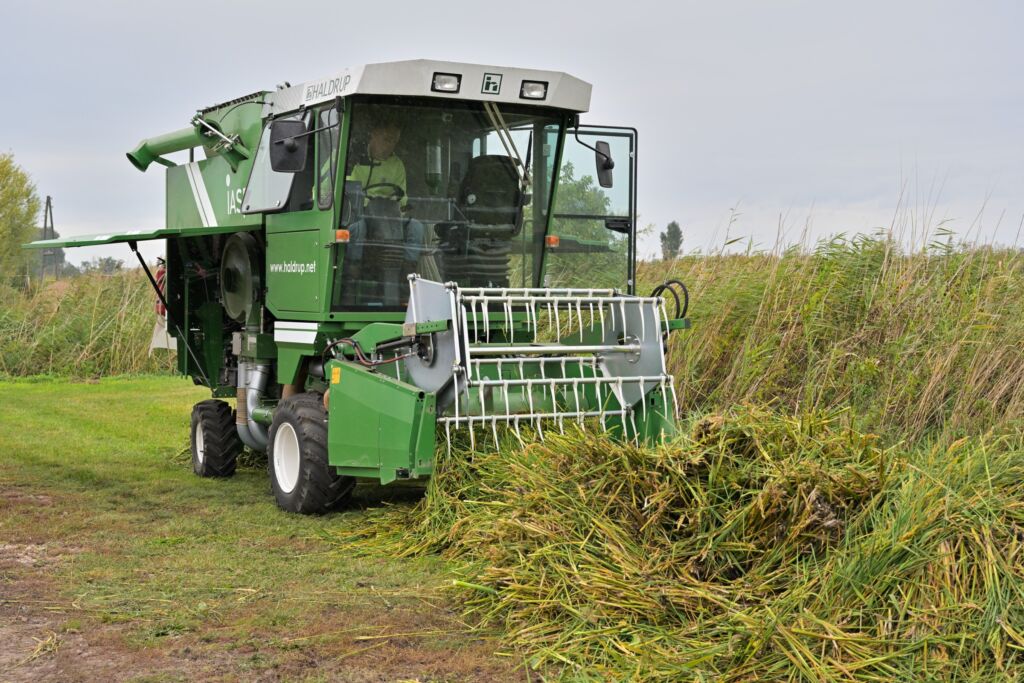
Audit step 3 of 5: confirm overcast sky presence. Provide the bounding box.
[2,0,1021,265]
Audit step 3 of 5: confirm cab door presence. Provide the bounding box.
[545,125,637,293]
[244,107,341,319]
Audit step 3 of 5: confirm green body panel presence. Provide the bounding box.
[165,155,262,231]
[326,360,436,484]
[276,348,306,387]
[273,321,345,385]
[266,230,325,313]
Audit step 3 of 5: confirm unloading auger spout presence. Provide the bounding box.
[127,126,207,172]
[402,276,679,451]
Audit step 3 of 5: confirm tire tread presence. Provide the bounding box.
[191,399,242,478]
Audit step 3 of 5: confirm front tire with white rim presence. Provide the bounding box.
[268,393,354,514]
[190,400,241,477]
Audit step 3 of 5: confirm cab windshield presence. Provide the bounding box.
[333,97,564,310]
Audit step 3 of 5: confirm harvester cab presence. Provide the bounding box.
[28,60,690,514]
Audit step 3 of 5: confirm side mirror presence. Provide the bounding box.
[595,140,614,188]
[269,119,310,172]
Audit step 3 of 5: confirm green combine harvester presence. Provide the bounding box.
[29,60,689,514]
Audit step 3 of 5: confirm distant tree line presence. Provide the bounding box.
[0,153,41,285]
[0,153,124,287]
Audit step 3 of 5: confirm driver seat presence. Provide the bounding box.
[438,155,523,287]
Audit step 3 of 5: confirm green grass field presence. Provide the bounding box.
[0,377,521,682]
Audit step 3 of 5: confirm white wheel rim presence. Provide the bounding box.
[195,423,206,464]
[273,423,301,494]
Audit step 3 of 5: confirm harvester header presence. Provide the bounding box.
[28,59,689,514]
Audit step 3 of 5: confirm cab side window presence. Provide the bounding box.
[317,107,340,210]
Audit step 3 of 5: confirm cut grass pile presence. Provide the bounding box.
[335,408,1024,680]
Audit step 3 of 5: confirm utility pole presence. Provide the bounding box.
[40,196,55,280]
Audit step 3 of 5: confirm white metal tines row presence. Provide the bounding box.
[455,286,672,344]
[440,285,678,451]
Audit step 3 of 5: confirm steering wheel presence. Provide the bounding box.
[363,182,405,201]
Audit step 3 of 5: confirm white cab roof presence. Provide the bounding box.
[265,59,592,115]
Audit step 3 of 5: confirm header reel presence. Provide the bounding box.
[402,276,679,451]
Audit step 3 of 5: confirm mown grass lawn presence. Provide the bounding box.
[0,376,519,682]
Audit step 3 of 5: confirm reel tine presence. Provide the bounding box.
[669,379,680,418]
[577,300,584,341]
[470,299,478,341]
[553,301,561,341]
[530,299,539,342]
[572,379,582,425]
[661,377,671,420]
[640,379,648,422]
[525,374,536,419]
[444,420,453,457]
[492,416,500,448]
[452,368,461,429]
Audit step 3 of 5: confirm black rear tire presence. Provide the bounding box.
[268,393,354,514]
[191,400,242,477]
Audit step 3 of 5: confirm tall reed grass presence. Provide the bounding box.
[642,233,1024,441]
[0,270,174,378]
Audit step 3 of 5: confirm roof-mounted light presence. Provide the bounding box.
[520,80,548,100]
[431,72,462,93]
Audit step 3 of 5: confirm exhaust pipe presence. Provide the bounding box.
[236,361,270,451]
[127,126,207,172]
